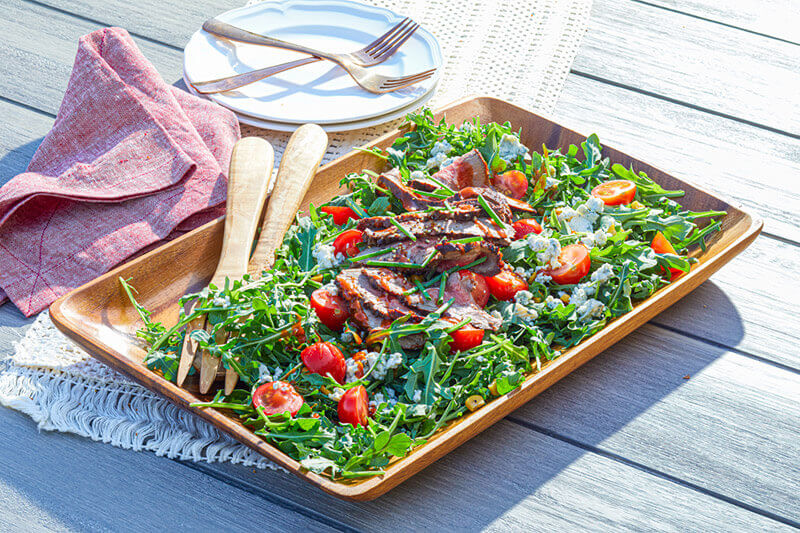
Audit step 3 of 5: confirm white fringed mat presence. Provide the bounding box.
[0,0,591,470]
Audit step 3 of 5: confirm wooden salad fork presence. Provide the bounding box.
[218,124,329,394]
[193,17,420,94]
[177,137,275,391]
[198,19,436,94]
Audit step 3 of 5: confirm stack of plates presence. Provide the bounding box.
[183,0,442,132]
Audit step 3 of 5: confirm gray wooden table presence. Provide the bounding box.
[1,0,799,530]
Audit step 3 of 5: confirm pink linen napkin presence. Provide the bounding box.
[0,27,240,316]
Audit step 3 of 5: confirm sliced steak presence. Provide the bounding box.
[360,216,512,247]
[433,149,491,189]
[441,272,502,331]
[336,268,424,326]
[377,170,436,212]
[359,268,502,331]
[353,237,503,276]
[436,239,503,276]
[376,169,527,221]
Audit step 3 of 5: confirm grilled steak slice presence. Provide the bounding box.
[353,237,503,276]
[359,268,502,331]
[436,239,502,276]
[359,213,512,247]
[432,149,491,189]
[377,169,530,219]
[377,169,436,212]
[408,149,490,191]
[336,268,423,326]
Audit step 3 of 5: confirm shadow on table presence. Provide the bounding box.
[194,281,744,529]
[0,138,44,187]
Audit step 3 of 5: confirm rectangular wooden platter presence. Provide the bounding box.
[49,96,762,501]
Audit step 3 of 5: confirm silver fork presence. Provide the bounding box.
[194,18,436,94]
[193,17,418,94]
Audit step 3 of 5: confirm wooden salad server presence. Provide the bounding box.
[177,137,275,390]
[221,123,330,395]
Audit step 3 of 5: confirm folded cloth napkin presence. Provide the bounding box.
[0,27,240,316]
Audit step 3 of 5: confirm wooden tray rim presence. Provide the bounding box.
[49,95,764,500]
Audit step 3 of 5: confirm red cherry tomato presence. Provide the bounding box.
[543,244,591,285]
[456,270,490,308]
[252,381,304,417]
[651,231,684,281]
[333,229,363,258]
[301,342,347,384]
[449,325,485,352]
[320,206,359,225]
[492,170,529,199]
[512,218,543,239]
[591,180,637,206]
[310,288,349,331]
[338,385,369,427]
[485,270,529,301]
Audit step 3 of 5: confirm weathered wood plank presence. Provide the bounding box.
[652,235,800,370]
[196,415,791,531]
[2,17,799,368]
[196,321,800,528]
[0,100,49,183]
[37,0,800,136]
[6,0,799,246]
[509,325,800,523]
[0,0,185,115]
[579,0,800,134]
[644,0,800,44]
[554,74,800,243]
[0,407,339,532]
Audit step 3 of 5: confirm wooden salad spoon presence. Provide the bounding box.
[177,137,275,390]
[222,123,330,394]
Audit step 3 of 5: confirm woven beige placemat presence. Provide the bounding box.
[0,0,591,469]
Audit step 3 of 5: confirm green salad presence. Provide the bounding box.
[123,109,725,480]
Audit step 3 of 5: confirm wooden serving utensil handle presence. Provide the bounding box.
[248,124,329,275]
[212,137,275,285]
[199,137,275,394]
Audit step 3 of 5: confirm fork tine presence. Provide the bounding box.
[382,69,437,86]
[370,22,419,59]
[379,72,435,92]
[362,17,411,54]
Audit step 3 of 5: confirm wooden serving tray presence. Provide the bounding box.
[49,96,762,501]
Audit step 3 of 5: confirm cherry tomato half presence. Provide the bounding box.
[310,288,349,331]
[301,342,347,384]
[252,381,304,417]
[492,170,529,199]
[651,231,683,281]
[321,206,359,225]
[338,385,369,427]
[543,244,591,285]
[456,270,490,308]
[333,229,363,258]
[512,218,543,239]
[450,325,485,352]
[485,270,529,301]
[591,180,637,206]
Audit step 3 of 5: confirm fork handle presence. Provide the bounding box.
[212,137,275,284]
[249,124,329,275]
[204,19,340,64]
[191,56,321,94]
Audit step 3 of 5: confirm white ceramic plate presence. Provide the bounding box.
[183,0,442,125]
[183,74,438,132]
